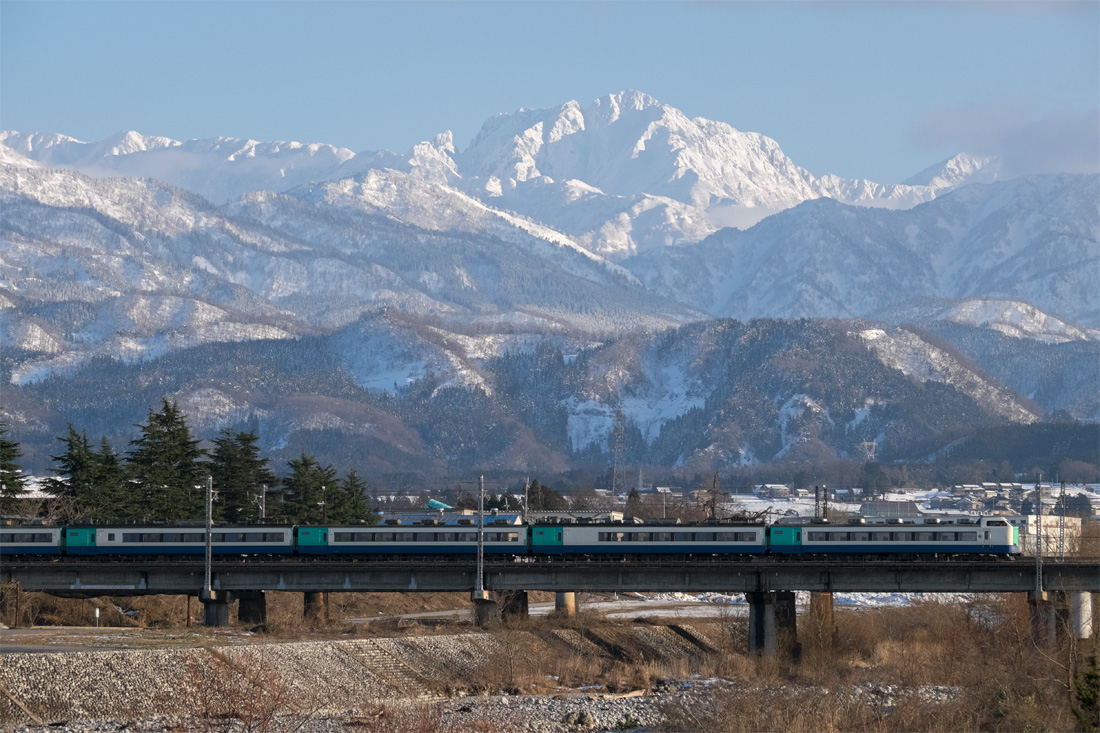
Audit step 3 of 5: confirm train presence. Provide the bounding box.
[0,515,1019,557]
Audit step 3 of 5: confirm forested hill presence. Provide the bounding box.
[8,314,1082,486]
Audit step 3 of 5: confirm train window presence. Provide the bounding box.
[0,533,53,542]
[916,532,933,542]
[959,532,978,541]
[872,532,891,542]
[653,532,672,542]
[714,532,736,541]
[459,532,478,542]
[694,532,715,541]
[634,533,651,542]
[937,532,957,542]
[599,532,621,542]
[893,532,911,542]
[987,520,1007,526]
[852,532,870,542]
[674,532,693,542]
[807,532,826,541]
[108,533,115,541]
[832,532,849,542]
[416,532,438,542]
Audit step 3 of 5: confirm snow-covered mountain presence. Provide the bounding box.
[627,174,1100,328]
[2,92,1097,478]
[1,91,999,260]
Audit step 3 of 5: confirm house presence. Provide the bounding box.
[859,500,922,519]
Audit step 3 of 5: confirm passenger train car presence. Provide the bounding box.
[0,516,1019,557]
[531,524,767,554]
[297,524,524,555]
[61,526,294,555]
[769,516,1018,555]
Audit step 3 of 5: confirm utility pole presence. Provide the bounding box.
[204,475,213,600]
[523,476,529,525]
[468,473,490,603]
[476,475,485,592]
[1059,481,1066,561]
[612,405,626,497]
[1035,474,1043,596]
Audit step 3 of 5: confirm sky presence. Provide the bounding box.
[1,1,1097,184]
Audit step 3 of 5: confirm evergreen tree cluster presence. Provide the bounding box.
[40,399,378,525]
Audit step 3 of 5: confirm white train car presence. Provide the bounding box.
[298,523,526,555]
[0,526,62,555]
[781,516,1019,555]
[64,526,295,555]
[532,524,767,555]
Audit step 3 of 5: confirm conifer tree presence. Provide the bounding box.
[328,467,378,524]
[90,438,130,521]
[127,399,208,521]
[210,429,276,523]
[0,423,29,515]
[527,479,567,511]
[279,453,336,524]
[47,424,94,507]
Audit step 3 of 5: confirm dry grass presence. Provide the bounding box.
[3,590,1097,732]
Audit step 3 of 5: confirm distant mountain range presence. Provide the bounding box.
[1,91,1096,479]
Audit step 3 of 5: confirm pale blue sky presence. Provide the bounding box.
[2,1,1097,183]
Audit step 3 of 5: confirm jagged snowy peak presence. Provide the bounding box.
[628,174,1100,328]
[3,91,1001,261]
[452,91,997,256]
[903,153,1001,188]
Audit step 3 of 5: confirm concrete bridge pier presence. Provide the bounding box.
[499,590,529,620]
[303,591,328,623]
[746,591,801,659]
[555,592,576,616]
[470,588,500,627]
[1069,592,1094,641]
[776,590,800,659]
[1029,591,1058,649]
[201,591,230,627]
[746,591,777,655]
[237,590,267,625]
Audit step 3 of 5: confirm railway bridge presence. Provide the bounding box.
[3,555,1097,655]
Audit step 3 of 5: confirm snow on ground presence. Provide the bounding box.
[631,591,980,614]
